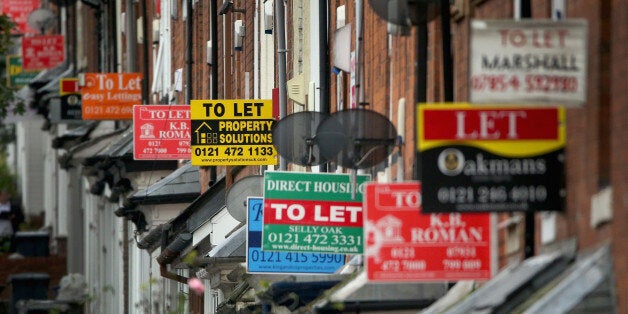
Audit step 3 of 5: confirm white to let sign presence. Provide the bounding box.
[364,182,492,282]
[470,19,588,106]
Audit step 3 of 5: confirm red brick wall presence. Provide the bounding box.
[610,0,628,312]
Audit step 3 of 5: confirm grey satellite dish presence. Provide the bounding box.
[317,109,397,169]
[272,111,334,167]
[27,8,57,33]
[225,175,263,222]
[368,0,434,26]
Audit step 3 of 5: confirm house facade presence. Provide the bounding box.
[2,0,627,313]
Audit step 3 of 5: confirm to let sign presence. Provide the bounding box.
[247,197,345,274]
[22,35,65,70]
[262,171,370,254]
[81,73,142,120]
[5,55,39,87]
[364,182,492,282]
[470,19,587,106]
[190,99,277,166]
[417,103,566,213]
[1,0,40,34]
[133,105,191,160]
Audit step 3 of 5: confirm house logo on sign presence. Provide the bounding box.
[140,124,155,139]
[194,122,217,144]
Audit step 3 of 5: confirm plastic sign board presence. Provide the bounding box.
[190,99,277,166]
[247,197,345,274]
[1,0,40,35]
[262,171,370,254]
[470,19,587,106]
[81,73,142,120]
[6,55,40,87]
[22,35,65,70]
[49,94,82,123]
[364,182,492,282]
[60,78,80,95]
[417,103,566,213]
[133,105,191,160]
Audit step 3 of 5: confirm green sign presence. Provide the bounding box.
[262,171,371,254]
[6,55,39,87]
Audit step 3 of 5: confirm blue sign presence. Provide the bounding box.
[247,197,346,274]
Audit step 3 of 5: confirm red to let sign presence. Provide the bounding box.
[22,35,65,70]
[133,105,191,160]
[364,182,492,282]
[81,73,142,120]
[1,0,40,35]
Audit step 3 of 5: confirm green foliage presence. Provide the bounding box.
[0,152,17,195]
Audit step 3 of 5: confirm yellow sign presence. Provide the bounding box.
[190,99,277,166]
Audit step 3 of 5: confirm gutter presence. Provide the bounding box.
[156,233,193,284]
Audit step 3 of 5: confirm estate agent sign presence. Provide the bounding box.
[470,19,587,106]
[81,73,142,120]
[190,99,277,166]
[364,182,492,282]
[133,105,191,160]
[22,35,65,70]
[417,103,566,213]
[247,197,345,274]
[262,171,370,254]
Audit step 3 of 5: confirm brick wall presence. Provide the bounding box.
[610,0,628,312]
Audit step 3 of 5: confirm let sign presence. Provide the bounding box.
[133,105,191,160]
[22,35,65,70]
[262,171,370,254]
[364,182,492,282]
[190,99,277,166]
[81,73,142,120]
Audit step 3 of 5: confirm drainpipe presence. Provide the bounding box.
[186,0,193,104]
[209,0,218,184]
[441,0,453,102]
[413,1,428,180]
[319,0,330,115]
[141,0,150,103]
[156,233,192,284]
[126,0,136,71]
[319,0,330,173]
[519,0,535,260]
[355,0,363,108]
[275,0,288,170]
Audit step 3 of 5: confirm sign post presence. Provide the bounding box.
[364,182,492,282]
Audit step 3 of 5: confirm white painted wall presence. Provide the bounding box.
[15,120,46,217]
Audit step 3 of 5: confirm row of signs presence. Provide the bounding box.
[246,172,492,282]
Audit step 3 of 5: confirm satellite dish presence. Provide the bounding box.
[225,175,263,222]
[272,111,334,166]
[48,0,79,6]
[317,109,397,169]
[27,9,57,33]
[368,0,433,26]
